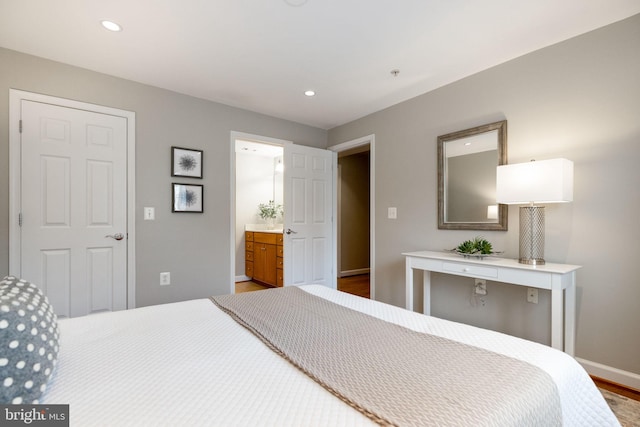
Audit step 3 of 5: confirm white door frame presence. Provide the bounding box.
[328,135,375,299]
[9,89,137,308]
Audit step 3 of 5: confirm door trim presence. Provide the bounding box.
[9,89,137,309]
[328,134,375,299]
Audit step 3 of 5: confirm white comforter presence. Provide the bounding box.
[42,285,619,426]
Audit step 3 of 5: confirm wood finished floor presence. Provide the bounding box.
[593,376,640,402]
[235,274,370,299]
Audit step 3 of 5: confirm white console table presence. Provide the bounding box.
[403,250,581,355]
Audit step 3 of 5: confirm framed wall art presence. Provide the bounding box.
[172,183,203,213]
[172,146,203,178]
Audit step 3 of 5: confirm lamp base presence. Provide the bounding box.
[519,257,545,266]
[519,206,545,265]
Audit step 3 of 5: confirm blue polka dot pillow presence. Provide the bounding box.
[0,276,59,404]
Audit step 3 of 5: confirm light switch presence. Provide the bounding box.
[144,207,155,220]
[388,207,397,219]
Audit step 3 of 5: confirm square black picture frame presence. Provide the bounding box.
[172,183,204,213]
[171,146,203,178]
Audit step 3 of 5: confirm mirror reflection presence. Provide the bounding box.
[437,120,507,231]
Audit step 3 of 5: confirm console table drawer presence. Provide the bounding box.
[442,262,498,278]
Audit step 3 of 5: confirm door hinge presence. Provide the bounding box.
[18,212,23,227]
[19,120,22,133]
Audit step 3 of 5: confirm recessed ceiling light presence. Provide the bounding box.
[304,90,316,97]
[101,20,122,32]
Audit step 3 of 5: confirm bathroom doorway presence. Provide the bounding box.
[234,138,284,285]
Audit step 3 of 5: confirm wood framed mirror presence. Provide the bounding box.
[437,120,508,231]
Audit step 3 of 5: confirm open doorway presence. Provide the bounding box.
[233,136,284,292]
[330,135,375,300]
[230,132,337,294]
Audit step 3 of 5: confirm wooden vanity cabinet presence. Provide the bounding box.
[245,232,254,278]
[245,231,283,287]
[276,234,284,287]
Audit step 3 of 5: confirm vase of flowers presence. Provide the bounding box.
[258,200,283,229]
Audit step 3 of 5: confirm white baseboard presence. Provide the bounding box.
[235,275,251,283]
[338,268,370,278]
[576,357,640,390]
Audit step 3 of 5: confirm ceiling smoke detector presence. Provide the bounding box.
[391,69,400,77]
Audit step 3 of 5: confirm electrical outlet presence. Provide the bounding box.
[527,288,538,304]
[474,279,487,295]
[160,272,171,286]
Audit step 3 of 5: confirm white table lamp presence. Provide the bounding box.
[496,158,573,265]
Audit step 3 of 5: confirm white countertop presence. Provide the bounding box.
[245,224,283,233]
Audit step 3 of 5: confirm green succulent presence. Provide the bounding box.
[456,239,477,254]
[474,238,493,254]
[456,237,494,255]
[258,200,283,220]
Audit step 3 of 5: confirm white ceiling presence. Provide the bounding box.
[1,1,638,130]
[236,139,283,158]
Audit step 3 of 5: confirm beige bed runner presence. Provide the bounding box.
[211,287,561,427]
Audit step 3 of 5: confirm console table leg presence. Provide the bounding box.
[551,279,564,352]
[406,260,414,311]
[423,271,431,316]
[564,273,576,356]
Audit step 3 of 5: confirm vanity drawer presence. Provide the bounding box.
[245,261,254,277]
[442,262,498,278]
[276,268,283,287]
[245,241,254,251]
[245,251,254,262]
[254,232,277,245]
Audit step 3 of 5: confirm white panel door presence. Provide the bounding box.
[283,144,336,288]
[20,100,128,318]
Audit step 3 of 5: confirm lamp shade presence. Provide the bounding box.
[496,158,573,204]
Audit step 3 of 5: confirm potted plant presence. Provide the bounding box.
[258,200,283,229]
[452,236,502,259]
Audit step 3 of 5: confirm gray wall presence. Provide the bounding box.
[0,47,327,307]
[329,15,640,375]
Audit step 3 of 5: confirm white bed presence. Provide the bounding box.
[41,285,619,426]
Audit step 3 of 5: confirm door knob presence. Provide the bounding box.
[105,233,125,241]
[285,228,297,235]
